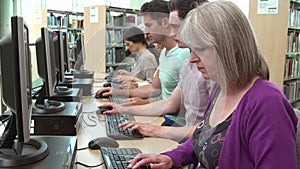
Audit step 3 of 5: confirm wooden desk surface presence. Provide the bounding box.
[76,75,180,169]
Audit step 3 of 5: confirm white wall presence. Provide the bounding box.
[209,0,249,16]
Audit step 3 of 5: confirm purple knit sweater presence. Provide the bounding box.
[162,78,298,169]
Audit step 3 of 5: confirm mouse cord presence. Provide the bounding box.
[81,111,98,127]
[77,147,89,151]
[75,161,104,168]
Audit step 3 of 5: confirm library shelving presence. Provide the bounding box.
[84,5,142,73]
[30,8,84,81]
[47,9,84,45]
[46,9,84,66]
[249,0,300,107]
[283,0,300,106]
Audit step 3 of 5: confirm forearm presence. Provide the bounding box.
[119,99,167,116]
[128,84,161,98]
[157,126,197,142]
[132,77,144,82]
[161,138,198,168]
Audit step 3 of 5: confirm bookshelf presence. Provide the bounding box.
[30,9,84,80]
[84,5,142,73]
[249,0,300,107]
[30,9,83,43]
[284,0,300,106]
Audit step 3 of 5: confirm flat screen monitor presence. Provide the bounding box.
[74,34,86,71]
[62,32,71,72]
[0,16,31,146]
[53,31,65,82]
[34,27,65,113]
[35,28,56,97]
[0,16,48,167]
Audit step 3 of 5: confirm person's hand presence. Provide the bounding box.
[128,153,173,169]
[121,82,138,89]
[117,69,131,76]
[119,121,160,137]
[97,102,120,114]
[96,87,122,96]
[121,97,150,106]
[116,75,135,83]
[96,87,112,96]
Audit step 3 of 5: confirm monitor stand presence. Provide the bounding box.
[48,87,82,102]
[58,78,93,96]
[73,69,94,79]
[0,139,49,168]
[11,136,77,169]
[31,101,82,136]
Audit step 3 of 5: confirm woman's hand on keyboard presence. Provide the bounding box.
[128,153,173,169]
[118,121,160,137]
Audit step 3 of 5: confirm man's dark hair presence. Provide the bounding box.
[168,0,208,19]
[140,0,169,22]
[124,27,148,46]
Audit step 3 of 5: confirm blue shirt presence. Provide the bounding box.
[158,45,190,99]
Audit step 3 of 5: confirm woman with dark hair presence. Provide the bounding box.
[116,27,158,85]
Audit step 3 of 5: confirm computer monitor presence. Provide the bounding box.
[34,27,65,113]
[53,31,65,82]
[74,34,86,71]
[62,32,71,72]
[0,16,48,167]
[53,31,76,85]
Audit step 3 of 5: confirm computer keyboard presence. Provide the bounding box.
[100,147,151,169]
[105,114,144,140]
[111,82,122,89]
[109,95,127,104]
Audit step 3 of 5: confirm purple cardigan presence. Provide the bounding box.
[162,78,298,169]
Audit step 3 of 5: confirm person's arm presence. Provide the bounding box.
[161,138,198,168]
[237,96,298,168]
[127,70,161,99]
[156,125,197,142]
[115,85,182,116]
[128,138,196,169]
[119,121,196,142]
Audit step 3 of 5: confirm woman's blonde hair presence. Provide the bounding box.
[181,1,269,89]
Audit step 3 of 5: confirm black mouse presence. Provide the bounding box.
[95,92,109,99]
[139,164,151,169]
[103,82,112,87]
[96,106,113,114]
[88,137,119,150]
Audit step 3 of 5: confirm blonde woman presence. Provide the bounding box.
[128,1,298,169]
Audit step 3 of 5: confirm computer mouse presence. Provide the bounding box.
[103,82,112,87]
[96,106,113,115]
[88,137,119,150]
[139,164,151,169]
[95,92,109,99]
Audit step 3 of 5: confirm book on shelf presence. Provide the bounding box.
[106,29,124,46]
[286,30,300,53]
[284,57,300,79]
[289,5,300,27]
[106,47,127,65]
[284,80,300,102]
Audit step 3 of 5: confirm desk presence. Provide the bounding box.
[75,74,180,169]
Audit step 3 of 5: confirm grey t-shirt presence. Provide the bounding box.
[131,49,158,81]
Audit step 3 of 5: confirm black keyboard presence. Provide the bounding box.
[105,114,144,140]
[111,82,122,89]
[100,147,150,169]
[109,95,127,104]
